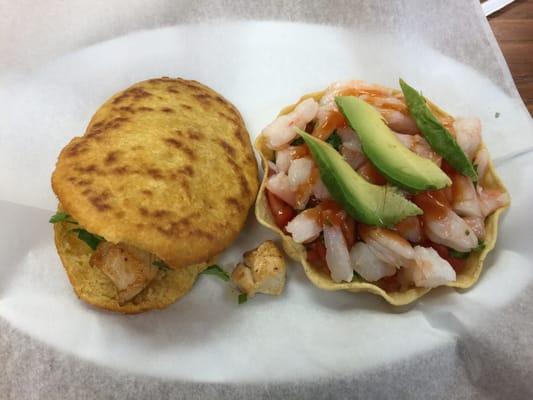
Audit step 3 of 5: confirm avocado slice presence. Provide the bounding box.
[296,129,422,227]
[335,96,451,192]
[399,79,478,182]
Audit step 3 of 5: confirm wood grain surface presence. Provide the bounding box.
[489,0,533,115]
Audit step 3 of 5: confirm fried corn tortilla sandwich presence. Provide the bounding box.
[255,79,509,305]
[51,77,258,313]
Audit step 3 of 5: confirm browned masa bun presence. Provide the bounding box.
[51,77,259,312]
[254,89,509,306]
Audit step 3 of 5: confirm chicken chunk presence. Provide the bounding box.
[231,241,286,297]
[90,242,159,305]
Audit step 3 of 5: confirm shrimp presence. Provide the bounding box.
[287,157,318,209]
[356,225,456,288]
[323,224,353,283]
[414,191,478,252]
[337,126,367,169]
[463,216,486,241]
[90,242,158,305]
[381,109,419,135]
[408,246,456,288]
[312,177,331,200]
[474,147,489,181]
[395,216,423,243]
[263,98,319,150]
[453,117,482,160]
[451,173,482,217]
[394,133,442,165]
[350,242,396,282]
[477,186,510,217]
[266,172,296,208]
[314,80,415,138]
[285,208,322,243]
[359,225,415,268]
[275,147,292,173]
[288,158,314,191]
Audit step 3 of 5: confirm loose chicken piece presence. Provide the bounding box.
[90,242,159,305]
[231,241,286,297]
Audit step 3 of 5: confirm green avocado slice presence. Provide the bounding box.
[399,79,478,182]
[335,96,451,192]
[296,129,422,227]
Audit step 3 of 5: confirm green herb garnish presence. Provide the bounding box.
[71,228,104,250]
[326,131,342,151]
[474,241,486,252]
[201,265,230,281]
[400,78,478,182]
[449,241,486,259]
[238,293,248,304]
[49,212,77,224]
[449,249,470,259]
[152,260,171,270]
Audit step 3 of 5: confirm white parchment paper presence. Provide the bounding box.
[1,1,532,398]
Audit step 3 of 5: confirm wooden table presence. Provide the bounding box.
[489,0,533,115]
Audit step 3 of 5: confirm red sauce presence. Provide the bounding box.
[289,144,310,159]
[362,93,407,113]
[357,162,387,185]
[413,190,450,221]
[295,167,319,209]
[265,190,296,232]
[313,110,347,140]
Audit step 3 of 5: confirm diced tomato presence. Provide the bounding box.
[266,190,296,232]
[376,273,401,292]
[429,242,449,259]
[429,242,466,272]
[306,238,328,273]
[440,160,456,176]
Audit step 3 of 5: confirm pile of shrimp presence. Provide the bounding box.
[262,80,509,290]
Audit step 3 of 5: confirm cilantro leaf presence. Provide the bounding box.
[326,131,342,151]
[201,265,230,281]
[449,241,485,259]
[238,293,248,304]
[449,249,470,259]
[474,241,486,252]
[49,212,77,224]
[71,228,104,250]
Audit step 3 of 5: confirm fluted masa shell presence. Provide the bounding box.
[254,89,508,306]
